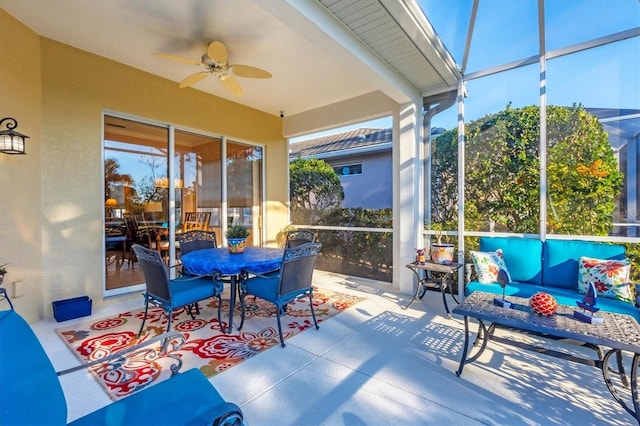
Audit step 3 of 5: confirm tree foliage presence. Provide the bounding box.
[432,104,623,236]
[290,158,344,223]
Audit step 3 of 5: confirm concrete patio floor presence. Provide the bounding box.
[32,270,635,425]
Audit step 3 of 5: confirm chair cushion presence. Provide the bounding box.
[0,310,68,425]
[169,277,220,308]
[69,369,235,426]
[480,237,543,284]
[578,256,633,303]
[543,240,626,289]
[245,275,279,302]
[470,249,511,284]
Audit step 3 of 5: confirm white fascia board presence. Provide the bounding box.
[382,0,461,86]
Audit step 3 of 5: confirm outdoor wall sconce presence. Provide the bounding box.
[0,117,29,155]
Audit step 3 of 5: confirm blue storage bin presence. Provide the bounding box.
[52,296,92,322]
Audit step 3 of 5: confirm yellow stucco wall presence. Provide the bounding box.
[0,9,43,322]
[1,10,290,322]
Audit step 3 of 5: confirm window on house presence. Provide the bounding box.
[334,164,362,176]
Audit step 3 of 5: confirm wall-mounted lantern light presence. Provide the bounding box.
[0,117,29,155]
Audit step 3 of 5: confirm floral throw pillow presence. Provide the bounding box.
[578,256,633,303]
[470,249,511,284]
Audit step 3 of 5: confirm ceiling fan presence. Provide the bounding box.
[153,41,272,96]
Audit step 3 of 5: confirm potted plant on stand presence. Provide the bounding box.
[429,223,455,264]
[226,223,250,254]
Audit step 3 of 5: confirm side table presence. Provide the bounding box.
[405,260,462,317]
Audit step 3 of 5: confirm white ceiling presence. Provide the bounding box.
[0,0,459,134]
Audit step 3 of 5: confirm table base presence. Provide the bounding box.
[456,315,640,424]
[405,262,461,317]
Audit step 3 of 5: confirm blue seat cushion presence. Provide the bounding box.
[543,240,626,290]
[245,275,280,302]
[245,273,309,305]
[0,310,68,425]
[480,237,543,285]
[70,369,231,426]
[466,282,639,321]
[169,276,221,308]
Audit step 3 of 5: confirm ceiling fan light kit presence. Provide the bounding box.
[153,41,271,97]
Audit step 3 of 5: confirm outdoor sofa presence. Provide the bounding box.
[0,307,242,425]
[465,237,637,320]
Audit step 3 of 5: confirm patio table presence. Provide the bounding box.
[180,247,284,333]
[454,290,640,424]
[405,260,462,317]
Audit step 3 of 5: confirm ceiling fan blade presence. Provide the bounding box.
[179,72,209,88]
[152,53,201,66]
[207,41,228,65]
[219,74,243,96]
[230,64,272,79]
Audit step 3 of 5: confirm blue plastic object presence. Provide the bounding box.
[52,296,92,322]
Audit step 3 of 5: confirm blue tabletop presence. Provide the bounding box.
[181,247,284,276]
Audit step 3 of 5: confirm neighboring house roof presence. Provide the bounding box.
[290,128,392,159]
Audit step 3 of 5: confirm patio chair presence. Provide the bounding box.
[0,306,243,426]
[238,242,322,347]
[132,244,223,336]
[285,229,316,248]
[182,211,212,232]
[177,230,218,256]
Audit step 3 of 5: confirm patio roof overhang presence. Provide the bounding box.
[0,0,461,137]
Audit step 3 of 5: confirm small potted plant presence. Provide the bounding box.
[226,223,250,254]
[429,223,455,264]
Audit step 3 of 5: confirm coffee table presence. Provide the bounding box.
[453,291,640,424]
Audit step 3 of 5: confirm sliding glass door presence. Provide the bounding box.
[104,114,263,294]
[227,141,263,247]
[104,116,168,292]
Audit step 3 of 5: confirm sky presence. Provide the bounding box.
[292,0,639,143]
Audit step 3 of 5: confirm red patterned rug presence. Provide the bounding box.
[56,286,364,400]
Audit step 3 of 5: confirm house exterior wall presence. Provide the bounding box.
[327,151,392,209]
[1,10,288,322]
[0,9,43,322]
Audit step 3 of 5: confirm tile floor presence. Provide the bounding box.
[32,270,635,425]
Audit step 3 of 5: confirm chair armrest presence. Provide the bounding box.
[242,268,281,279]
[56,331,186,377]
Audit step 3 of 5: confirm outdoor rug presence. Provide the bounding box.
[56,286,364,400]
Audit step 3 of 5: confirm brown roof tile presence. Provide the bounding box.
[290,128,392,157]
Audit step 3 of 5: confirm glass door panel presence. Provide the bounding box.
[226,141,263,246]
[104,115,168,292]
[175,130,222,242]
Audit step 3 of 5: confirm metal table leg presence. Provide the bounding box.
[404,267,423,309]
[602,349,640,424]
[227,275,237,334]
[456,318,491,377]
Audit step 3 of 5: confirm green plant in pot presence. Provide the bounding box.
[429,223,455,264]
[226,223,249,254]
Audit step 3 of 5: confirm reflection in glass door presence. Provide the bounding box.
[104,116,264,294]
[226,141,263,247]
[175,130,222,242]
[104,115,168,292]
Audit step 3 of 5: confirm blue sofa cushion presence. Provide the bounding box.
[480,237,543,285]
[69,368,230,426]
[466,281,640,321]
[0,310,68,425]
[543,240,626,290]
